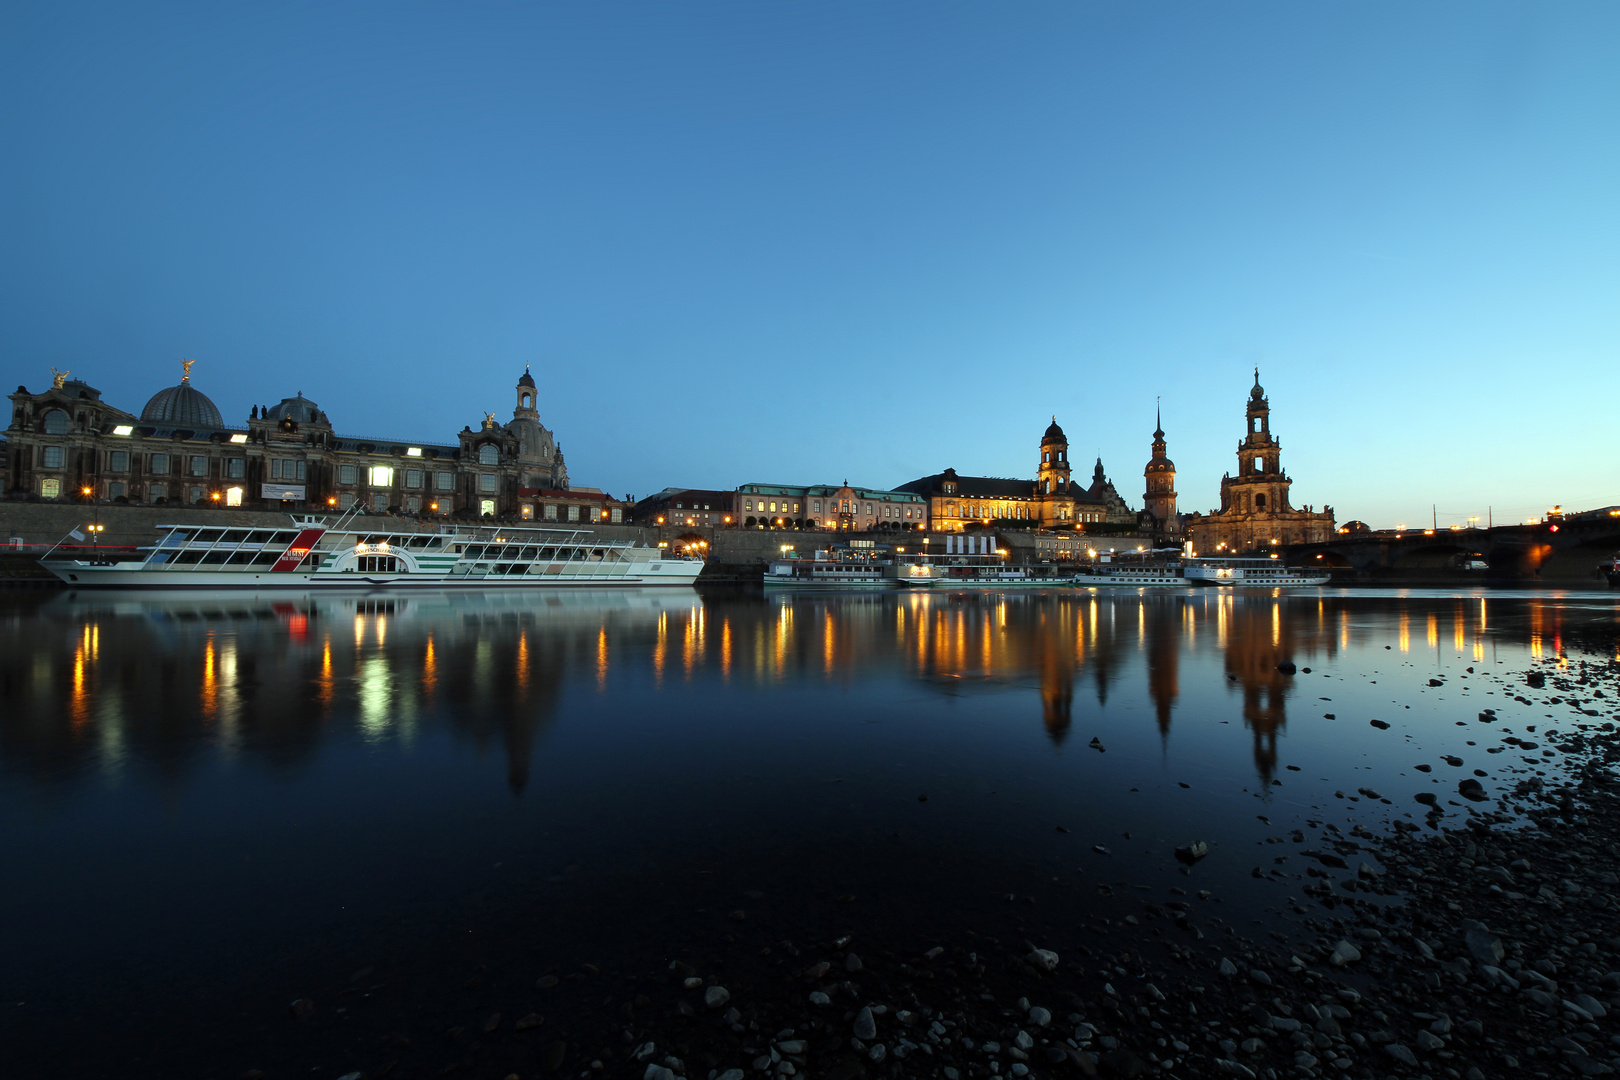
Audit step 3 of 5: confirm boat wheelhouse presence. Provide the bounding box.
[40,516,703,589]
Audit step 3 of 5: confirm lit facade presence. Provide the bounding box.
[897,417,1134,532]
[1185,370,1334,553]
[4,363,628,523]
[735,482,927,531]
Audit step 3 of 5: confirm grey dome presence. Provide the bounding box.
[271,393,321,425]
[141,380,223,428]
[517,365,536,389]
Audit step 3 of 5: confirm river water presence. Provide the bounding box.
[1,585,1616,1078]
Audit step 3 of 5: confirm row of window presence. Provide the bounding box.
[741,497,923,520]
[335,465,462,491]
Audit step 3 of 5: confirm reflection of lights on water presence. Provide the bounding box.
[1426,612,1438,650]
[1454,615,1465,654]
[720,619,731,682]
[357,655,392,741]
[517,630,529,693]
[422,635,436,695]
[653,612,666,687]
[1271,603,1280,648]
[318,636,335,709]
[1399,612,1410,653]
[596,628,609,690]
[201,637,217,719]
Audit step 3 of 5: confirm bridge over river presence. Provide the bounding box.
[1284,510,1620,587]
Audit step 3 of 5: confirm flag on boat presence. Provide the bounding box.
[68,528,84,541]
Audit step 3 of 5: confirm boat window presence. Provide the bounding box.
[269,531,298,544]
[199,551,231,565]
[191,530,225,544]
[226,551,259,565]
[244,531,273,544]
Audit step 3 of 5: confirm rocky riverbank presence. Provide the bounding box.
[218,650,1620,1080]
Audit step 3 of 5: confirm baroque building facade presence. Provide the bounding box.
[734,482,927,531]
[1185,371,1334,553]
[4,363,628,523]
[897,417,1134,532]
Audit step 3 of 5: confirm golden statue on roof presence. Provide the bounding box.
[50,367,70,389]
[181,358,196,381]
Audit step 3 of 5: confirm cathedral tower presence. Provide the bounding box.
[1142,401,1177,530]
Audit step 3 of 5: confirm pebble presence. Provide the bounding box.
[288,998,313,1019]
[1027,1006,1051,1026]
[1385,1043,1419,1066]
[853,1006,876,1041]
[1328,940,1361,966]
[807,991,830,1006]
[704,986,730,1009]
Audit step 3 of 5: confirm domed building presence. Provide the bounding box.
[139,364,224,430]
[5,360,624,524]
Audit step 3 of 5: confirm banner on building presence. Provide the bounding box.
[261,484,306,501]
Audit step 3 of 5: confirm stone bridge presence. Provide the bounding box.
[1284,513,1620,586]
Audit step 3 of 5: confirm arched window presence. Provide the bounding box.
[43,410,68,434]
[478,444,498,465]
[1253,456,1263,472]
[1256,493,1266,509]
[520,392,532,409]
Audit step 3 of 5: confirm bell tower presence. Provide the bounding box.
[1037,416,1070,496]
[1143,400,1177,528]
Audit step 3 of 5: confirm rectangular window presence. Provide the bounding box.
[544,504,558,521]
[372,494,389,511]
[610,508,622,523]
[108,481,125,499]
[42,445,64,469]
[227,458,244,479]
[339,464,357,485]
[479,473,496,493]
[437,471,455,491]
[190,456,207,477]
[520,504,533,519]
[189,486,204,503]
[405,469,422,489]
[479,499,495,517]
[369,465,394,487]
[150,483,166,501]
[406,496,420,513]
[745,499,753,512]
[41,478,60,498]
[812,501,822,513]
[225,486,243,507]
[567,505,580,521]
[109,450,128,472]
[149,453,169,474]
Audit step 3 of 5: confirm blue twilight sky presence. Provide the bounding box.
[2,2,1616,527]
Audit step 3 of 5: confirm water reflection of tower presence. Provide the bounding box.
[1143,596,1181,741]
[1221,598,1294,782]
[1035,618,1074,745]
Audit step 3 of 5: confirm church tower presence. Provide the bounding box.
[1142,401,1177,530]
[1223,368,1289,515]
[1037,417,1070,496]
[506,365,565,486]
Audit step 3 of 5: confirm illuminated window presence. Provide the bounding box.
[479,499,495,517]
[225,486,243,507]
[544,504,558,520]
[567,505,580,521]
[520,504,533,519]
[43,410,68,434]
[41,478,60,498]
[610,508,622,523]
[369,465,394,487]
[229,433,248,444]
[42,445,64,469]
[406,447,423,457]
[793,503,800,513]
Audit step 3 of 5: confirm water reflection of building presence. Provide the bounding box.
[0,590,697,796]
[1,589,1549,795]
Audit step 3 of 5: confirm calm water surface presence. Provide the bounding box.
[2,585,1617,1076]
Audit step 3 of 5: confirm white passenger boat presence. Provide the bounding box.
[1076,562,1188,587]
[1181,556,1331,587]
[764,541,896,588]
[40,516,703,589]
[900,555,1076,588]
